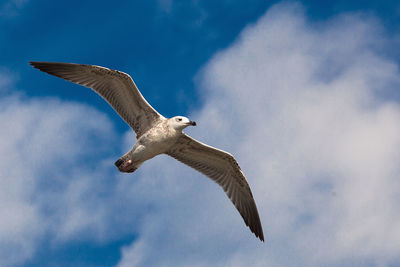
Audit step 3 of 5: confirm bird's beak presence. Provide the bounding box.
[188,121,196,126]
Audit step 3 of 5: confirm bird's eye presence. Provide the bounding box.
[178,118,182,121]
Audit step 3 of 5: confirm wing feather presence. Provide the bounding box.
[166,134,264,241]
[30,61,163,138]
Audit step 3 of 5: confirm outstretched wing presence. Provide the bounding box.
[30,62,163,138]
[166,134,264,241]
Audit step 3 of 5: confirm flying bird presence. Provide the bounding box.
[29,61,264,241]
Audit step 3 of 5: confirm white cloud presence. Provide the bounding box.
[0,83,152,265]
[2,2,400,266]
[0,91,117,265]
[117,2,400,266]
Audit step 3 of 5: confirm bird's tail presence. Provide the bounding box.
[127,162,143,173]
[115,158,143,173]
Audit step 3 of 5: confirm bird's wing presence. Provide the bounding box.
[30,62,163,138]
[166,134,264,241]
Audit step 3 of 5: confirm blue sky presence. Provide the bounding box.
[2,0,400,266]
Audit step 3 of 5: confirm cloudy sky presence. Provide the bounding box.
[2,0,400,266]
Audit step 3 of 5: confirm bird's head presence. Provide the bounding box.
[169,116,196,131]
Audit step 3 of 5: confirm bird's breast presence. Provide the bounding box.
[138,126,180,154]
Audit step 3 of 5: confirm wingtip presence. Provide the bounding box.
[254,228,265,242]
[29,61,56,67]
[29,61,42,69]
[259,233,265,242]
[259,227,265,242]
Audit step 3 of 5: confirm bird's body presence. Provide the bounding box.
[30,61,264,241]
[117,119,188,172]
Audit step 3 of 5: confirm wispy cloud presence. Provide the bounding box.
[157,0,173,14]
[117,2,400,266]
[0,90,111,265]
[0,0,28,18]
[0,74,139,265]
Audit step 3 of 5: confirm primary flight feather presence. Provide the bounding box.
[30,61,264,241]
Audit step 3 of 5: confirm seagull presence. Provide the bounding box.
[29,61,264,241]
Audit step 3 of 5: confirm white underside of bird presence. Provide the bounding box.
[30,61,265,242]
